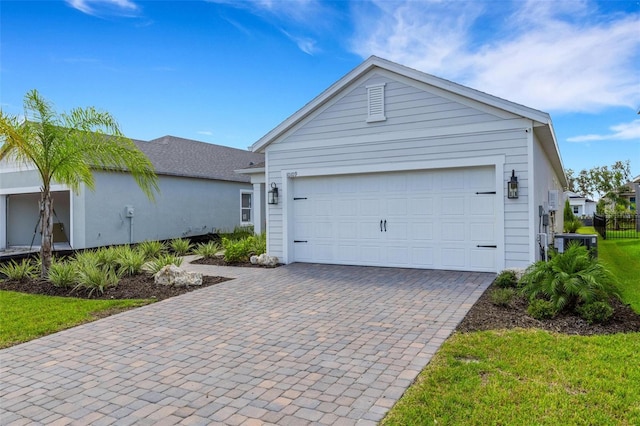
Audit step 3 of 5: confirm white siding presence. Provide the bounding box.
[264,70,533,268]
[531,133,565,262]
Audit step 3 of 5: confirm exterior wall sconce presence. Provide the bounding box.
[268,182,279,205]
[507,170,519,199]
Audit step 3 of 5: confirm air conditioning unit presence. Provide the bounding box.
[554,233,598,258]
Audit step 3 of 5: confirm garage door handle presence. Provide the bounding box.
[380,220,383,232]
[477,245,497,248]
[384,220,387,232]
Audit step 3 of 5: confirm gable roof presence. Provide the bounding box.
[250,55,567,186]
[136,136,263,183]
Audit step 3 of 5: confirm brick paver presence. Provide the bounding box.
[0,261,493,424]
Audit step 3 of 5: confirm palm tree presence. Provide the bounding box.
[0,89,159,277]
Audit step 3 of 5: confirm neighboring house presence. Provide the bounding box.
[565,191,597,217]
[620,175,640,211]
[0,135,263,251]
[241,56,566,273]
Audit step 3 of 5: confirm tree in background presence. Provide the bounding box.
[565,161,632,212]
[0,90,159,277]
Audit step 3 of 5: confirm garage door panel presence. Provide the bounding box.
[441,248,466,267]
[410,197,434,215]
[387,198,408,215]
[473,196,495,215]
[336,199,357,216]
[292,167,497,272]
[358,175,381,192]
[470,222,495,242]
[470,248,496,269]
[387,246,410,265]
[360,246,382,262]
[441,222,465,241]
[441,171,465,190]
[359,199,381,216]
[442,196,466,215]
[411,222,434,240]
[313,222,333,239]
[338,222,358,239]
[411,247,434,266]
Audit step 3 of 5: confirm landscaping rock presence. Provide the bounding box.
[257,253,279,267]
[250,255,259,265]
[154,264,203,287]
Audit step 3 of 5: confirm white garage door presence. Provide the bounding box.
[292,167,497,272]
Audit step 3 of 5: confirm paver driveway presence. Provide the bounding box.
[0,263,494,425]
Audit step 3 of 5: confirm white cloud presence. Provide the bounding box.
[350,0,640,113]
[66,0,139,17]
[280,29,317,55]
[207,0,332,55]
[197,131,214,136]
[567,119,640,142]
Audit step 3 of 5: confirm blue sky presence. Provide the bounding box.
[1,0,639,178]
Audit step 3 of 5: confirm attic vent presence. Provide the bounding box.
[366,83,386,123]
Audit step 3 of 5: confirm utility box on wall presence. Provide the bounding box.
[554,233,598,258]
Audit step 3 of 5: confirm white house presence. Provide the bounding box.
[0,136,263,252]
[565,191,597,217]
[242,56,566,273]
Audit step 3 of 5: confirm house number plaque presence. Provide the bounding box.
[286,172,298,178]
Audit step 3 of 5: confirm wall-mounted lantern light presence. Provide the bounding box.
[268,182,279,205]
[507,170,519,199]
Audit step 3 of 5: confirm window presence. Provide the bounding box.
[572,206,579,214]
[241,191,252,224]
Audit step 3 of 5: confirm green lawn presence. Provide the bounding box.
[384,228,640,425]
[383,331,640,425]
[578,226,640,312]
[0,291,152,348]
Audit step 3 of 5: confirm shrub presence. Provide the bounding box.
[250,233,267,256]
[222,237,252,263]
[0,258,38,280]
[94,246,121,269]
[564,218,583,233]
[564,198,575,223]
[137,240,166,260]
[73,264,119,297]
[519,242,619,313]
[170,238,193,256]
[145,254,183,274]
[193,241,221,259]
[494,270,518,288]
[491,288,515,307]
[527,299,557,320]
[73,250,100,269]
[224,225,254,241]
[48,261,78,288]
[577,301,614,325]
[115,246,146,276]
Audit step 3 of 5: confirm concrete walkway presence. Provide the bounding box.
[0,261,494,425]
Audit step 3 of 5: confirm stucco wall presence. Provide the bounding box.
[80,171,252,248]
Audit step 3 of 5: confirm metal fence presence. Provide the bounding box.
[593,213,639,239]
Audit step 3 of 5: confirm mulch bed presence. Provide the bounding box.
[0,274,231,301]
[191,256,282,268]
[457,283,640,336]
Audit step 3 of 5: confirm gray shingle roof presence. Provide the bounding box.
[134,136,264,183]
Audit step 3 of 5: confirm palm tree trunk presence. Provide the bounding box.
[40,188,53,278]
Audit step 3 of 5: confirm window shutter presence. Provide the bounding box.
[366,83,386,122]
